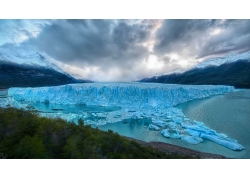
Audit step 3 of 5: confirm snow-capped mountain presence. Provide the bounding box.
[70,74,93,83]
[140,51,250,88]
[194,50,250,69]
[0,51,66,75]
[0,50,91,88]
[162,68,185,75]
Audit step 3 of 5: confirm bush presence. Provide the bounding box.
[0,107,190,159]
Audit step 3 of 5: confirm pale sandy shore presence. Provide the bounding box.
[126,137,226,159]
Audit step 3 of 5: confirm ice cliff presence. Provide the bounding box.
[8,83,234,109]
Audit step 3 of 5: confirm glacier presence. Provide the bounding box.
[1,82,245,151]
[8,83,234,108]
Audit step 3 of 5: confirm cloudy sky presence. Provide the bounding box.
[1,19,250,81]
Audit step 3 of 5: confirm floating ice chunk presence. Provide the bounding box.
[96,113,106,119]
[161,129,181,139]
[166,122,179,129]
[181,135,203,145]
[132,115,143,120]
[200,134,244,151]
[185,129,202,137]
[182,124,216,134]
[0,98,9,107]
[218,133,228,138]
[0,97,27,109]
[125,109,136,112]
[113,114,121,118]
[152,120,167,127]
[184,126,244,150]
[149,124,160,131]
[193,120,205,126]
[161,129,170,138]
[171,129,181,138]
[172,116,182,124]
[91,113,97,117]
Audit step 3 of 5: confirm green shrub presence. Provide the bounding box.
[0,107,190,159]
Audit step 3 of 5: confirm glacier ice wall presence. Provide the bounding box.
[4,83,244,151]
[8,83,234,109]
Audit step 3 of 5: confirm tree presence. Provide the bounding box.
[78,118,84,127]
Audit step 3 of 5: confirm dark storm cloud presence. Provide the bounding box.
[154,19,250,59]
[161,56,171,63]
[27,20,155,69]
[199,20,250,58]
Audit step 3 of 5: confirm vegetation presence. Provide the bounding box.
[0,107,190,159]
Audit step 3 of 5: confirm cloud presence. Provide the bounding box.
[1,19,250,81]
[0,20,51,45]
[153,19,250,60]
[27,19,158,70]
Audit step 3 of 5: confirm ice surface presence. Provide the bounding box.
[152,120,168,127]
[161,129,180,139]
[8,83,234,109]
[161,129,170,138]
[181,135,203,145]
[2,83,244,151]
[183,126,244,150]
[149,124,160,131]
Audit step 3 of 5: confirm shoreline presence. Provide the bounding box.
[125,136,226,159]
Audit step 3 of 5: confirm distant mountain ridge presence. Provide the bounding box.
[70,74,93,83]
[194,51,250,69]
[0,51,91,88]
[0,51,66,74]
[140,51,250,88]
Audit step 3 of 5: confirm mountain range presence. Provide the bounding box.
[140,51,250,88]
[0,51,91,88]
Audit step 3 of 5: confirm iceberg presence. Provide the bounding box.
[200,134,244,151]
[181,135,203,145]
[184,126,244,150]
[161,129,170,138]
[152,119,168,127]
[149,124,160,131]
[161,129,180,139]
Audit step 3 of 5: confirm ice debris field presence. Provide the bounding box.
[0,83,244,151]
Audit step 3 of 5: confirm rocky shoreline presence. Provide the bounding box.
[126,137,226,159]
